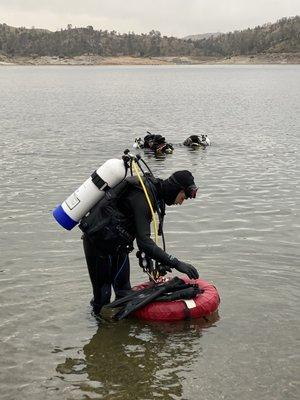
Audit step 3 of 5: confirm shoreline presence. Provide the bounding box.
[0,53,299,66]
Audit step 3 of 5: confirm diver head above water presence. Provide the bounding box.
[160,170,198,206]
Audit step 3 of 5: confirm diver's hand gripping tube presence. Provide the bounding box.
[53,158,127,230]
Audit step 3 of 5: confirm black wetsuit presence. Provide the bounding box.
[83,238,131,314]
[82,177,176,314]
[143,134,173,154]
[183,135,202,146]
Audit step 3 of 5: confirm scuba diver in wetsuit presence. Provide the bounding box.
[80,170,199,316]
[143,132,174,154]
[183,134,210,147]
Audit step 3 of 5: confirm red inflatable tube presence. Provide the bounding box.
[132,277,220,321]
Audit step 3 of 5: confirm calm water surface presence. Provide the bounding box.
[0,65,299,400]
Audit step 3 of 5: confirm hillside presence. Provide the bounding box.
[193,16,300,56]
[0,16,299,63]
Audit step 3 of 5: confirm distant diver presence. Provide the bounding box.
[183,134,211,148]
[133,131,174,154]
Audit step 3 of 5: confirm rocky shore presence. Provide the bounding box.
[0,53,299,66]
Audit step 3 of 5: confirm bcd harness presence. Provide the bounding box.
[79,152,168,281]
[79,173,164,262]
[79,179,135,252]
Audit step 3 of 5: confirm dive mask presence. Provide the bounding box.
[185,185,198,199]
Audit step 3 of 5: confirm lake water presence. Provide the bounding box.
[0,65,299,400]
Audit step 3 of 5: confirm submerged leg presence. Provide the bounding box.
[112,253,131,299]
[83,235,112,315]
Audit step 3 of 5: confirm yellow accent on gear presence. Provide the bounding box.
[131,160,158,244]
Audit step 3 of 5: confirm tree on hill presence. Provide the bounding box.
[193,16,300,56]
[0,16,299,58]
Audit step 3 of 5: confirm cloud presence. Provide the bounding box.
[0,0,299,36]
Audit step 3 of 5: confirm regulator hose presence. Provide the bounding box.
[131,159,159,244]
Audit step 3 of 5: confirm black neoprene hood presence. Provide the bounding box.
[161,170,198,205]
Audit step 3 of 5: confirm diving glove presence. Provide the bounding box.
[173,261,199,279]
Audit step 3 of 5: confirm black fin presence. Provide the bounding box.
[113,277,185,320]
[105,284,157,309]
[155,286,201,301]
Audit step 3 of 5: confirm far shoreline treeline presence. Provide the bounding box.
[0,16,299,60]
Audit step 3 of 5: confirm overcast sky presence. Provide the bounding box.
[0,0,299,37]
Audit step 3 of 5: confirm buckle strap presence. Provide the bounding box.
[91,171,110,191]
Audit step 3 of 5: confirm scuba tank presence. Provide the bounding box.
[53,158,127,230]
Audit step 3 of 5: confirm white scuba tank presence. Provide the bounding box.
[53,158,127,230]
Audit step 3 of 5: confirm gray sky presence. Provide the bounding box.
[0,0,299,37]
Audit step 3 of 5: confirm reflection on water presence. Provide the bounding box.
[55,314,219,400]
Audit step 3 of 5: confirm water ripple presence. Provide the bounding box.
[0,65,299,400]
